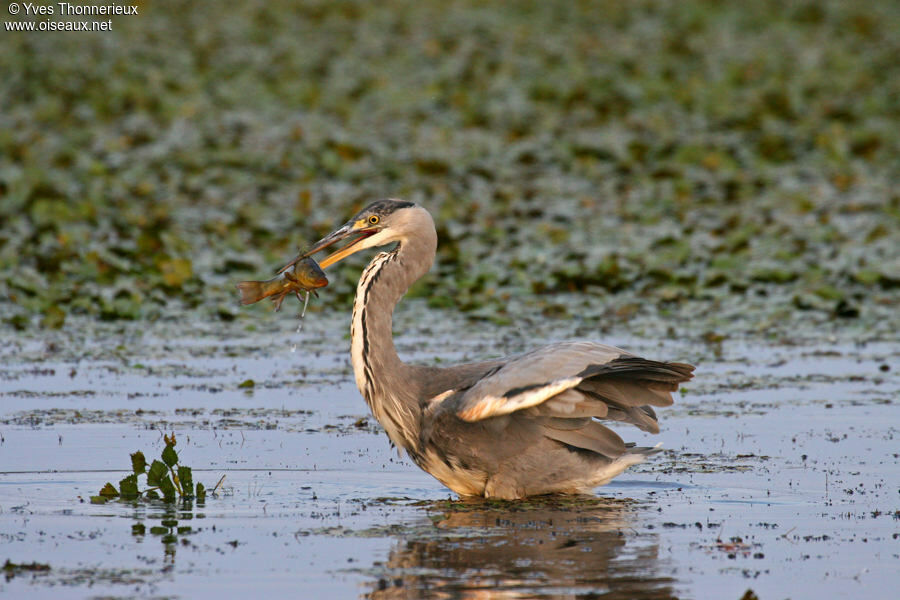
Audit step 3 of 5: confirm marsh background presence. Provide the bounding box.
[1,1,898,599]
[2,0,897,333]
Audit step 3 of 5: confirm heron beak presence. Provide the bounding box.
[317,229,377,269]
[278,222,376,273]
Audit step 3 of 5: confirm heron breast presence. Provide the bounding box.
[418,448,487,497]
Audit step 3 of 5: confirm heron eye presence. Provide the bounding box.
[368,215,379,225]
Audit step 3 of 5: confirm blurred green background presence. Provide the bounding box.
[1,0,898,334]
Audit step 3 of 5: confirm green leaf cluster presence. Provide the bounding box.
[2,0,898,332]
[91,435,208,504]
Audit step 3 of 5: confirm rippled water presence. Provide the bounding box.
[1,314,897,599]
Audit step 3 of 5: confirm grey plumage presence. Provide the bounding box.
[291,200,695,499]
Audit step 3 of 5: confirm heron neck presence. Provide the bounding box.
[350,227,436,449]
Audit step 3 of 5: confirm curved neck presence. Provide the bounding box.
[350,223,436,450]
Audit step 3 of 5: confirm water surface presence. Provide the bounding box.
[1,315,897,599]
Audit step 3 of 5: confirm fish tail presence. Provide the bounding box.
[236,281,268,305]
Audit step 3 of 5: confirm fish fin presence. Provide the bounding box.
[271,291,287,312]
[236,281,265,305]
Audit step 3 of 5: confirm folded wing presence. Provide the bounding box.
[425,341,694,460]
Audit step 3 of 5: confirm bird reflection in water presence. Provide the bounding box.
[364,497,676,600]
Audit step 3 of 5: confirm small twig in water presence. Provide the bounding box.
[780,526,797,543]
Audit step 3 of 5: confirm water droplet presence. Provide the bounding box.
[296,291,310,333]
[290,291,311,350]
[300,290,310,318]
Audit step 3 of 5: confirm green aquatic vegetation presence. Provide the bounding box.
[426,494,628,514]
[1,0,898,336]
[92,433,206,503]
[3,559,51,578]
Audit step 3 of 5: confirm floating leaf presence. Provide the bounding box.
[2,560,51,574]
[147,459,168,487]
[813,285,844,301]
[90,496,109,504]
[853,270,881,286]
[131,451,147,474]
[159,258,193,287]
[238,379,255,389]
[99,482,119,498]
[750,268,797,284]
[161,444,178,468]
[40,306,66,329]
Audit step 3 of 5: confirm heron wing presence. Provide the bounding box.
[421,341,693,458]
[451,342,692,421]
[446,342,621,420]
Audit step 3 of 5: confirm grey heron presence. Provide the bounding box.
[283,199,694,499]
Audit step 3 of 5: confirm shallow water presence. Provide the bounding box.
[1,315,897,599]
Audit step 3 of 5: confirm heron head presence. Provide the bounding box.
[291,199,430,270]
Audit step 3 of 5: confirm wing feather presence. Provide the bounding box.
[579,379,675,407]
[535,416,592,430]
[601,403,662,433]
[457,377,583,421]
[523,389,609,418]
[541,420,627,459]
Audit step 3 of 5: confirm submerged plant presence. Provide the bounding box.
[92,432,207,503]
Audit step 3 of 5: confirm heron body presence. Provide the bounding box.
[289,200,694,499]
